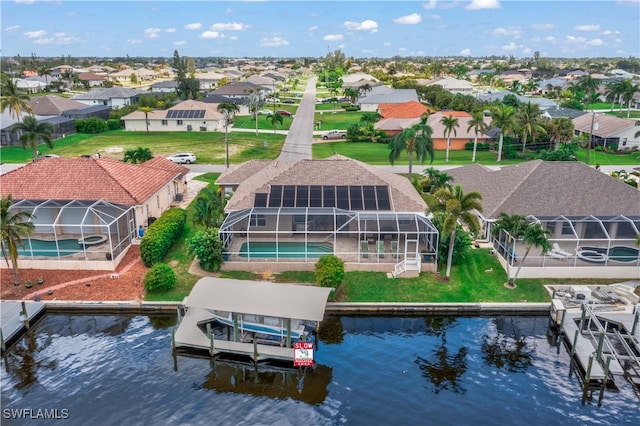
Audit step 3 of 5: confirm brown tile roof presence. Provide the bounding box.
[427,112,491,140]
[573,112,636,137]
[220,156,427,212]
[379,101,432,119]
[447,160,640,218]
[0,157,188,206]
[27,95,89,115]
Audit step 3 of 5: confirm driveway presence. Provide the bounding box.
[277,76,318,162]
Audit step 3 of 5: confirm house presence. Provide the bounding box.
[210,82,262,99]
[12,78,46,94]
[27,95,91,116]
[194,71,227,91]
[200,94,250,115]
[121,100,224,132]
[359,88,419,112]
[78,72,107,87]
[0,110,74,146]
[423,77,474,95]
[374,101,433,136]
[150,80,178,93]
[244,75,277,93]
[0,157,189,270]
[542,107,586,120]
[71,87,146,108]
[427,111,492,151]
[216,156,439,275]
[446,160,640,279]
[572,113,640,151]
[109,68,157,83]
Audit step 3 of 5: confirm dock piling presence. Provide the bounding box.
[582,353,595,405]
[598,356,612,407]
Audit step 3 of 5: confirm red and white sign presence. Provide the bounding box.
[293,342,314,367]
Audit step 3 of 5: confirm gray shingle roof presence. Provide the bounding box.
[447,160,640,218]
[71,87,146,100]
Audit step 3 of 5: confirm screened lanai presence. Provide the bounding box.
[9,199,136,269]
[219,207,439,268]
[494,214,640,270]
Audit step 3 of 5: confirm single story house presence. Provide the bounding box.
[423,77,474,95]
[447,160,640,279]
[27,95,91,116]
[0,156,188,270]
[195,72,227,91]
[121,100,224,132]
[572,113,640,151]
[216,156,439,276]
[150,80,179,93]
[359,88,419,112]
[71,87,146,108]
[78,72,107,87]
[427,111,492,151]
[374,101,433,136]
[0,110,74,146]
[211,82,263,99]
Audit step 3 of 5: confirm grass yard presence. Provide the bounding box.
[315,103,350,111]
[0,129,285,164]
[232,113,294,131]
[574,148,640,166]
[314,110,364,130]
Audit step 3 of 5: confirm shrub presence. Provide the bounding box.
[143,263,176,292]
[75,117,108,133]
[106,119,121,130]
[464,141,490,151]
[186,227,224,271]
[140,208,187,266]
[344,105,360,111]
[314,255,345,288]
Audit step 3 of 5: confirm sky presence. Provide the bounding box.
[1,0,639,59]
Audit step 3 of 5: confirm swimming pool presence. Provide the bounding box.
[578,245,640,263]
[608,245,640,263]
[238,242,333,258]
[18,238,82,257]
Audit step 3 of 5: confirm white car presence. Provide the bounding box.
[258,109,274,115]
[166,153,196,164]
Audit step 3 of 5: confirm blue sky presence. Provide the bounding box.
[2,0,639,59]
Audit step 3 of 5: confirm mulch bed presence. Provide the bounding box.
[1,246,148,301]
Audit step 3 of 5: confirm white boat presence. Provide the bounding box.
[206,310,307,340]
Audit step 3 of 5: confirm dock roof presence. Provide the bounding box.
[185,278,332,321]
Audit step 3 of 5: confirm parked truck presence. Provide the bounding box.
[322,130,347,140]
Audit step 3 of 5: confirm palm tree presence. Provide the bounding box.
[576,75,600,111]
[420,167,453,194]
[441,115,459,163]
[490,105,516,162]
[268,111,284,134]
[123,147,153,164]
[217,102,240,169]
[619,79,640,119]
[389,121,434,182]
[191,187,223,230]
[428,185,482,278]
[508,222,551,288]
[343,87,359,104]
[38,66,53,87]
[0,74,33,120]
[138,106,153,133]
[515,102,546,152]
[546,117,575,149]
[603,81,621,111]
[244,89,262,136]
[1,195,35,285]
[467,110,488,162]
[11,115,55,160]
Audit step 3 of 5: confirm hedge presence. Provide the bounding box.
[143,263,177,292]
[140,208,187,266]
[464,141,491,151]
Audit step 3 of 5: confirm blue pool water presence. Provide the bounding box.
[17,238,82,257]
[238,241,333,258]
[1,314,638,425]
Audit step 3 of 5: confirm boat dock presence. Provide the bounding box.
[549,282,640,405]
[1,301,46,352]
[173,277,332,363]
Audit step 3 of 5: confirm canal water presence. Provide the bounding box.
[1,314,638,425]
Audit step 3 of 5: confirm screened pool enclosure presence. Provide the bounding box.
[219,207,439,270]
[8,199,136,270]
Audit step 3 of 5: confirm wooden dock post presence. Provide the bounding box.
[582,354,595,405]
[206,323,215,356]
[579,304,586,331]
[631,311,639,336]
[595,332,605,362]
[253,339,259,363]
[171,327,176,350]
[571,329,579,357]
[598,356,612,407]
[285,318,291,348]
[232,313,238,343]
[177,307,182,324]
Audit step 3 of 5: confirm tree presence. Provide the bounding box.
[187,228,224,272]
[576,75,600,110]
[389,119,434,182]
[508,222,551,287]
[440,115,459,163]
[545,117,574,147]
[138,106,153,133]
[11,115,55,160]
[191,187,224,230]
[217,102,240,169]
[244,89,263,136]
[419,167,453,194]
[619,79,640,119]
[123,147,153,164]
[427,185,482,278]
[343,87,359,104]
[1,195,35,285]
[467,110,488,162]
[0,74,33,120]
[490,105,516,162]
[268,111,284,134]
[515,102,546,152]
[38,66,52,86]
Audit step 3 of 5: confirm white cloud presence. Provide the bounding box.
[383,41,392,47]
[225,8,233,14]
[166,28,176,33]
[344,20,378,32]
[211,22,247,31]
[174,41,186,46]
[6,25,20,32]
[15,0,36,4]
[522,48,532,55]
[574,24,600,31]
[184,23,202,30]
[466,0,501,10]
[127,39,142,45]
[229,35,238,41]
[492,27,521,38]
[260,36,288,47]
[423,0,459,10]
[422,0,437,9]
[460,48,471,56]
[602,30,620,36]
[24,30,46,38]
[566,35,586,43]
[502,42,518,51]
[53,32,66,37]
[531,37,540,42]
[545,36,556,42]
[393,13,422,25]
[201,31,224,39]
[323,34,344,41]
[532,23,555,30]
[34,35,80,45]
[587,38,604,46]
[144,28,162,39]
[426,14,442,20]
[308,25,318,32]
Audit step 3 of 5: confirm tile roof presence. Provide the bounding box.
[71,87,146,100]
[27,95,89,116]
[427,112,491,140]
[379,101,432,119]
[0,157,188,206]
[447,160,640,218]
[572,112,637,137]
[121,100,224,121]
[219,156,427,212]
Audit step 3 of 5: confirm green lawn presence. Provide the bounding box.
[315,102,350,111]
[574,148,640,166]
[232,113,294,131]
[605,110,640,119]
[314,111,364,130]
[0,129,285,164]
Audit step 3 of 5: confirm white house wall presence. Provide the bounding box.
[124,118,222,132]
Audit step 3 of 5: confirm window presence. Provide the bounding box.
[161,120,168,126]
[622,138,627,146]
[177,120,184,126]
[249,214,266,227]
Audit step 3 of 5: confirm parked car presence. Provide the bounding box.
[41,154,60,158]
[166,153,196,164]
[276,110,292,117]
[258,109,274,115]
[265,97,280,103]
[322,130,347,140]
[282,99,295,104]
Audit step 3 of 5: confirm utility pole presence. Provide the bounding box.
[587,110,595,166]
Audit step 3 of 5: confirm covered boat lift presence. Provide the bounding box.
[173,277,332,362]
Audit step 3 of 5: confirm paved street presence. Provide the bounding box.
[276,76,318,162]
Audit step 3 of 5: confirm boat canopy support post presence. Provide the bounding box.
[632,311,639,336]
[598,356,612,407]
[286,318,291,348]
[233,313,239,343]
[582,354,595,405]
[206,323,215,356]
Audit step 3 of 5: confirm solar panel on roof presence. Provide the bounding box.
[254,193,267,207]
[166,110,205,119]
